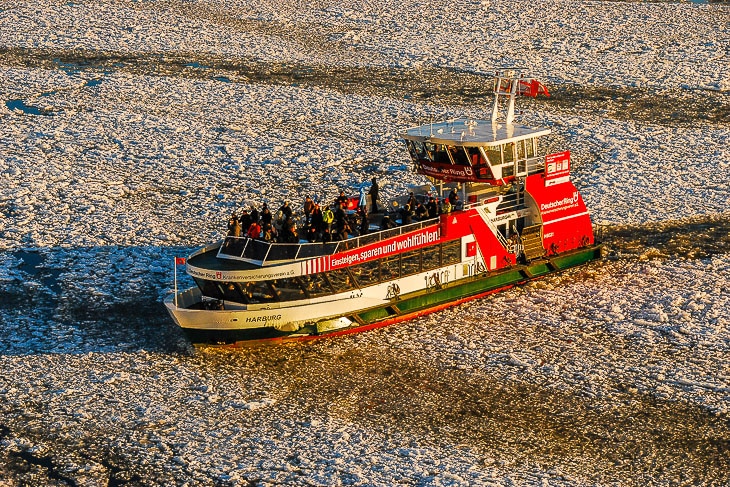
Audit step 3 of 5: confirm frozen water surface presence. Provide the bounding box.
[0,0,728,485]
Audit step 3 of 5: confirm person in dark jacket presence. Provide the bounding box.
[400,204,413,225]
[426,196,439,218]
[369,177,379,213]
[261,203,273,226]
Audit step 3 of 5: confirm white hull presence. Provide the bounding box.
[165,262,469,333]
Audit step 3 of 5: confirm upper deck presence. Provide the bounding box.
[402,117,551,147]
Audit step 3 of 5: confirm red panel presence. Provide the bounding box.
[525,173,594,254]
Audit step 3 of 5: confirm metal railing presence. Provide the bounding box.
[218,217,441,266]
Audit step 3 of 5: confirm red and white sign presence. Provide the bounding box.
[417,161,479,182]
[545,151,571,186]
[327,226,441,271]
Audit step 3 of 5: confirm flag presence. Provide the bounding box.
[175,257,186,265]
[518,79,550,98]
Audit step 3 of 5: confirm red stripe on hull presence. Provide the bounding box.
[213,283,519,348]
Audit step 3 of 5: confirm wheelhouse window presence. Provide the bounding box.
[502,143,515,164]
[516,140,526,160]
[425,143,450,164]
[525,138,536,158]
[447,146,470,166]
[484,145,502,166]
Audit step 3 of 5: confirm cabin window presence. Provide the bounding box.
[381,256,400,280]
[502,143,515,164]
[326,268,356,292]
[300,273,333,298]
[466,147,484,166]
[269,277,306,301]
[447,146,470,166]
[525,138,535,158]
[351,260,380,287]
[442,240,461,265]
[194,278,225,300]
[405,140,417,161]
[425,143,450,164]
[422,244,441,270]
[220,282,249,303]
[516,140,526,160]
[243,281,278,303]
[401,250,422,276]
[484,146,502,166]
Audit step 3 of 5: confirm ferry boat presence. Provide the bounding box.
[165,70,602,345]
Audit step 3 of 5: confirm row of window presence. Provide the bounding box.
[406,139,538,169]
[196,240,462,304]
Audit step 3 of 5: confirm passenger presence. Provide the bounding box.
[448,187,459,206]
[248,220,262,239]
[414,202,428,221]
[239,209,252,234]
[369,177,379,213]
[426,196,439,218]
[282,219,298,243]
[262,223,276,242]
[250,205,260,225]
[380,215,397,230]
[280,201,293,220]
[334,203,347,240]
[406,191,417,210]
[227,213,241,237]
[310,203,324,242]
[400,203,413,225]
[303,196,314,224]
[261,203,273,226]
[356,206,368,235]
[358,186,367,211]
[441,198,452,214]
[322,204,334,235]
[336,190,349,209]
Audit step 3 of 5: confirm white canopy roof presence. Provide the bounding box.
[402,117,551,147]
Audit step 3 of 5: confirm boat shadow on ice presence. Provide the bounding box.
[0,246,195,356]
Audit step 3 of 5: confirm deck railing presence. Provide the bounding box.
[218,217,440,266]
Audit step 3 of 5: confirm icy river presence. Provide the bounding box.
[0,0,728,485]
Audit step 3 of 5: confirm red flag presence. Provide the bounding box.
[175,257,186,265]
[518,79,550,98]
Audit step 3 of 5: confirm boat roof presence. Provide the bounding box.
[401,117,551,147]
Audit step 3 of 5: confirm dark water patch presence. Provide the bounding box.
[599,212,730,259]
[2,47,726,127]
[85,78,102,87]
[0,246,195,356]
[550,84,730,127]
[9,450,79,487]
[6,99,45,115]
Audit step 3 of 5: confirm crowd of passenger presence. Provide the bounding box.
[224,179,461,245]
